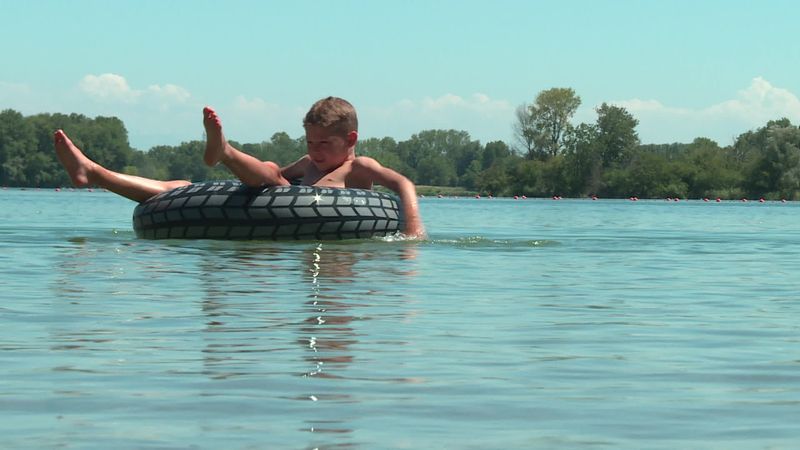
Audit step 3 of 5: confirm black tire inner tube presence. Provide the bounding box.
[132,180,404,240]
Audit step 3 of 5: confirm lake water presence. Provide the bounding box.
[2,188,800,449]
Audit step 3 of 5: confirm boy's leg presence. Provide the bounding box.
[202,107,288,187]
[54,130,190,203]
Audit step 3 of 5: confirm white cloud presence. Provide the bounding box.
[146,83,191,103]
[0,80,32,97]
[78,73,191,107]
[705,77,800,122]
[613,98,685,114]
[0,80,66,115]
[364,93,515,142]
[217,96,303,143]
[13,74,797,150]
[232,95,280,114]
[421,93,466,110]
[608,77,800,144]
[79,73,138,102]
[417,93,513,116]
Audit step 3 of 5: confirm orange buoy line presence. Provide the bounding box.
[459,194,793,202]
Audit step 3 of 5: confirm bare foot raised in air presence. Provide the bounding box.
[203,106,230,166]
[53,130,97,187]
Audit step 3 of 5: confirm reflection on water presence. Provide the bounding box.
[11,192,800,448]
[302,244,356,379]
[300,244,357,441]
[43,235,420,448]
[431,236,560,254]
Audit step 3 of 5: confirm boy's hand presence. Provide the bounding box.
[403,220,427,240]
[352,157,426,240]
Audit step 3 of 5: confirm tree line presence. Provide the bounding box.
[2,89,799,199]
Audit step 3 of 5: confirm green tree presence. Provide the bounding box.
[512,104,536,156]
[0,109,37,185]
[478,161,512,196]
[560,104,638,196]
[731,118,792,166]
[746,125,800,198]
[416,154,457,186]
[603,149,683,198]
[507,159,541,196]
[514,88,581,159]
[266,132,306,164]
[563,123,601,196]
[594,103,639,166]
[359,136,408,175]
[396,129,478,185]
[481,140,511,169]
[672,137,741,198]
[461,159,483,190]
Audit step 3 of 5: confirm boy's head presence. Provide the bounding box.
[303,97,359,172]
[303,97,358,137]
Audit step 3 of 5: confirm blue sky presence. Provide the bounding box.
[2,0,799,151]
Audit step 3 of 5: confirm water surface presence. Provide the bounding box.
[2,189,799,449]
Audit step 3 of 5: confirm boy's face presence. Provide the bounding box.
[304,125,357,173]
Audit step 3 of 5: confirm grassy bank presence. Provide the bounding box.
[414,185,477,197]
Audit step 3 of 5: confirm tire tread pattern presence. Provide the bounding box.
[132,181,404,240]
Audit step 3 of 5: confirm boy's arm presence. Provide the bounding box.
[352,157,426,239]
[280,156,311,181]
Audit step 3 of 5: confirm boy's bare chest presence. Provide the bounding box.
[302,162,351,188]
[301,161,372,189]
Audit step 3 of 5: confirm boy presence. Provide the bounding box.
[54,97,425,238]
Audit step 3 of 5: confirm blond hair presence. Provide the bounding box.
[303,97,358,136]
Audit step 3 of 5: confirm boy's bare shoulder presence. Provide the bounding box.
[296,154,312,165]
[351,156,382,170]
[283,154,311,170]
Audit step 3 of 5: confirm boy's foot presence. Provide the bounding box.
[53,130,95,187]
[203,106,229,166]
